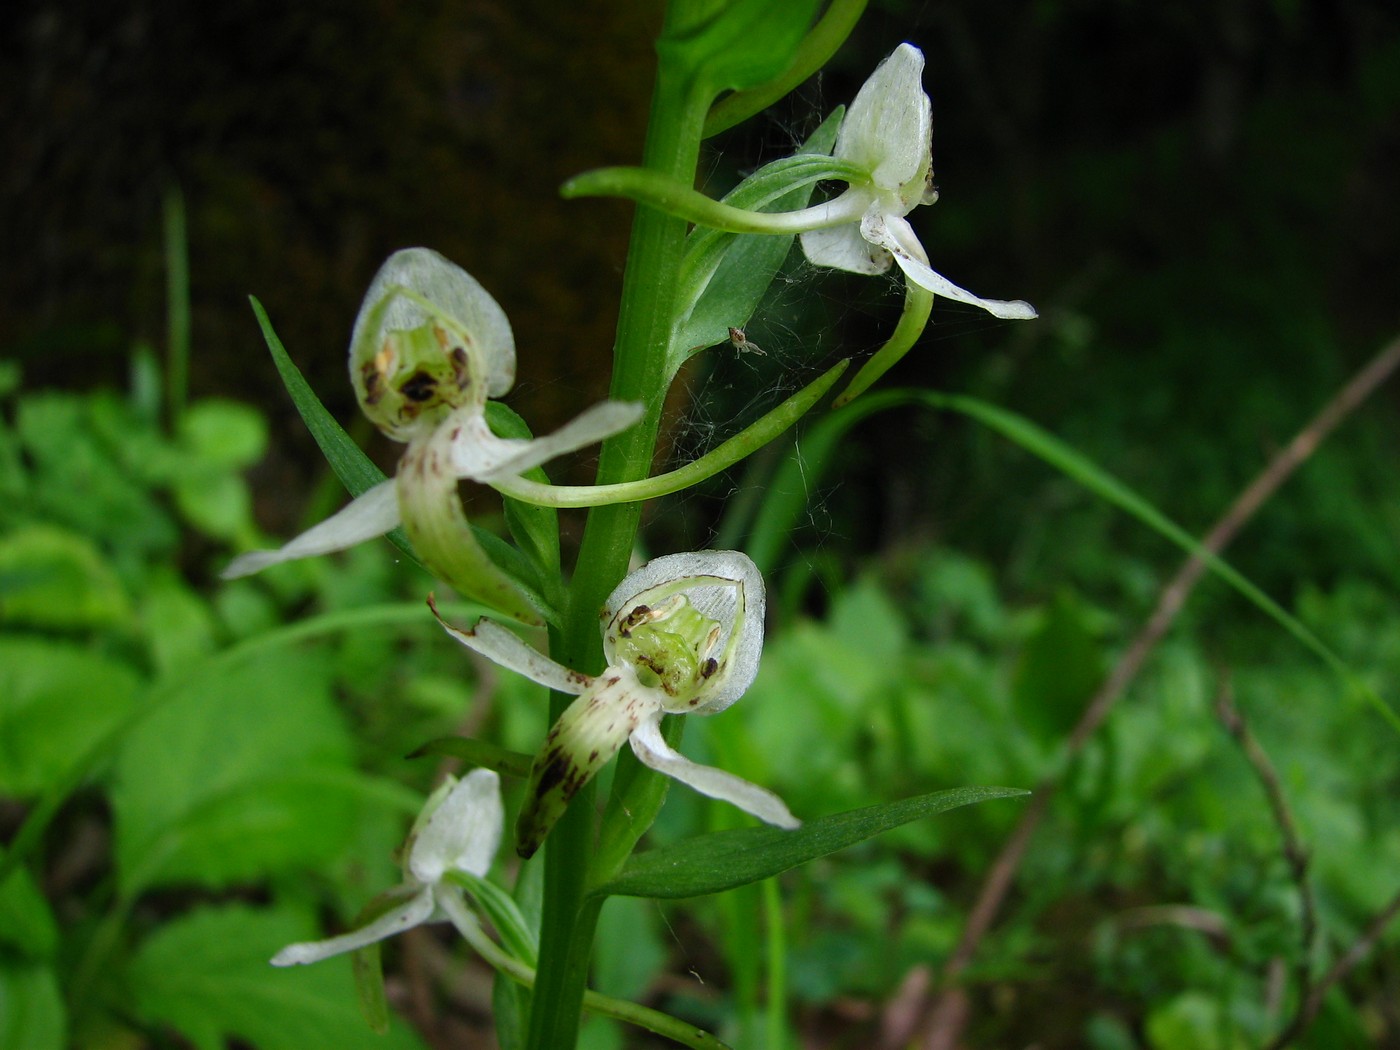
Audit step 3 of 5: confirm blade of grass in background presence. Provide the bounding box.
[742,389,1400,736]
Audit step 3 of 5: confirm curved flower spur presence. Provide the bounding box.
[223,248,642,623]
[433,550,799,857]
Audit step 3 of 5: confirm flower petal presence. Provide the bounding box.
[603,551,766,713]
[433,610,589,695]
[270,888,436,966]
[221,479,400,579]
[408,768,504,883]
[801,220,891,276]
[836,43,932,193]
[475,400,645,482]
[863,212,1038,320]
[350,248,515,401]
[516,672,662,858]
[629,717,800,829]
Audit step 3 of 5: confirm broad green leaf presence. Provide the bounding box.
[111,647,360,893]
[702,0,867,136]
[140,567,217,675]
[663,0,822,100]
[0,963,65,1050]
[0,524,132,631]
[124,904,425,1050]
[0,868,59,959]
[172,468,254,541]
[593,896,665,1001]
[0,602,472,887]
[408,736,534,779]
[178,399,268,469]
[594,786,1027,899]
[0,638,141,797]
[1012,591,1105,742]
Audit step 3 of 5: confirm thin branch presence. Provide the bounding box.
[1214,678,1317,1012]
[1265,884,1400,1050]
[920,330,1400,1050]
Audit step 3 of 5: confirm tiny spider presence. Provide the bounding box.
[727,326,765,356]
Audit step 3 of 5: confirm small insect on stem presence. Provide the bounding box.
[727,326,765,356]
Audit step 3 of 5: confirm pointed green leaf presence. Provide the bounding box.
[593,786,1027,899]
[124,904,425,1050]
[248,297,414,562]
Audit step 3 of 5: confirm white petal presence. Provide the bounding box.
[443,408,527,479]
[836,43,932,193]
[603,550,766,713]
[221,479,400,579]
[269,888,436,966]
[862,212,1037,320]
[434,613,590,695]
[350,248,516,399]
[801,221,892,276]
[476,401,645,482]
[409,768,504,883]
[629,717,799,829]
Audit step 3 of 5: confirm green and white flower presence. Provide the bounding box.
[271,768,503,966]
[223,248,641,622]
[436,550,798,857]
[797,43,1036,320]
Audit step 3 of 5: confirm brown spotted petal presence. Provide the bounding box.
[515,670,663,859]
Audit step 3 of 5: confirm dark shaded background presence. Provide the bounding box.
[5,0,1400,587]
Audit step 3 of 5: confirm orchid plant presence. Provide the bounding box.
[233,6,1033,1048]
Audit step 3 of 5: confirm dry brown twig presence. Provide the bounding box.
[919,330,1400,1050]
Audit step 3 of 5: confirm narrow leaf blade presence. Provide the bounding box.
[594,786,1027,899]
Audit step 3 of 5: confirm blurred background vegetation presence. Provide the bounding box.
[4,0,1400,1047]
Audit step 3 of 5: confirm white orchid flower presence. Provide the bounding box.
[223,248,641,621]
[271,768,503,966]
[797,43,1036,320]
[435,550,798,857]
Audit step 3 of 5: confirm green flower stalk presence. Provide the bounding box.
[435,550,798,858]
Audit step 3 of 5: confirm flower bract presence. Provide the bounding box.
[435,550,798,857]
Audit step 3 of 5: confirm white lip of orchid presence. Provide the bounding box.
[433,551,797,857]
[270,769,503,967]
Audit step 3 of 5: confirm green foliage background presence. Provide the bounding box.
[4,1,1400,1047]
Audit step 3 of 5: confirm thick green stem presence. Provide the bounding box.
[524,44,709,1050]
